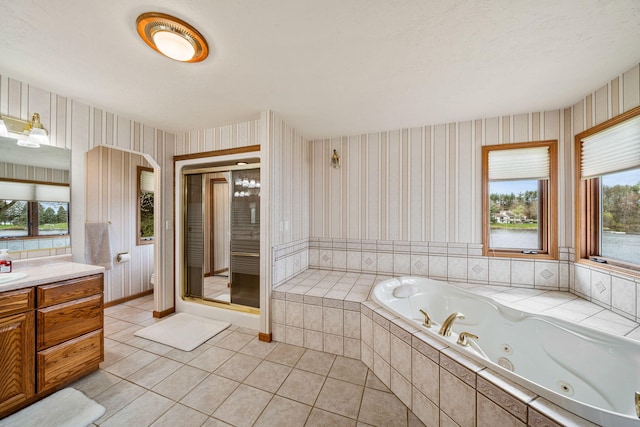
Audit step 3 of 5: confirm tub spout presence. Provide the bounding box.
[439,312,464,336]
[636,391,640,418]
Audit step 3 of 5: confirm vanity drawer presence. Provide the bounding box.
[37,274,103,308]
[37,329,103,393]
[36,294,103,350]
[0,288,34,318]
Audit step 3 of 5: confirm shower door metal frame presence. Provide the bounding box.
[182,163,261,315]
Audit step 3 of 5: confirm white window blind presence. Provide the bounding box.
[0,181,69,202]
[35,184,70,202]
[140,170,154,192]
[488,146,550,181]
[580,114,640,179]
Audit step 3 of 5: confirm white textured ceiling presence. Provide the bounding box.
[0,1,639,139]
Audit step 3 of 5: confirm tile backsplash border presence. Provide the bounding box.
[1,236,71,260]
[273,238,640,323]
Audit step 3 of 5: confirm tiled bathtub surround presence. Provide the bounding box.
[572,261,640,323]
[274,269,640,426]
[272,269,387,357]
[302,238,640,323]
[272,238,310,286]
[307,238,571,291]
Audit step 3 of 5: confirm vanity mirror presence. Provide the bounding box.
[0,136,71,252]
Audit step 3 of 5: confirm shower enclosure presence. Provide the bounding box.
[183,165,260,311]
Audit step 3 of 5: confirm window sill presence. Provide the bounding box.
[576,258,640,279]
[483,249,557,260]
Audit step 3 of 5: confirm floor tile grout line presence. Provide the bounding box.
[94,293,423,427]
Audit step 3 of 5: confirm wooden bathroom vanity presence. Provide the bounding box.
[0,264,104,418]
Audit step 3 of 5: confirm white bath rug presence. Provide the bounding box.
[212,293,231,302]
[0,387,105,427]
[134,312,230,351]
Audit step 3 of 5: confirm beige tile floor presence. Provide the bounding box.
[203,275,230,302]
[75,294,424,427]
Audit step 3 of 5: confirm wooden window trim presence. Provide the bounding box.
[574,105,640,277]
[482,140,558,259]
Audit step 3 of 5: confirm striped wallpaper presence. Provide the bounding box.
[0,75,176,310]
[309,111,566,245]
[86,146,155,302]
[0,162,69,184]
[309,62,640,249]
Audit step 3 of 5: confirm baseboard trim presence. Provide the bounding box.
[153,307,175,318]
[104,289,153,308]
[258,332,272,342]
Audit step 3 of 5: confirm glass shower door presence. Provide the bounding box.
[184,174,204,298]
[229,169,260,308]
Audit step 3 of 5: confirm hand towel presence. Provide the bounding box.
[85,222,113,270]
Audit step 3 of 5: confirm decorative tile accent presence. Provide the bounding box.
[477,374,530,422]
[540,269,553,280]
[476,393,526,427]
[590,270,611,305]
[411,254,429,276]
[440,353,477,388]
[411,333,442,363]
[468,257,489,283]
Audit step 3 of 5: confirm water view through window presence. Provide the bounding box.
[489,180,539,250]
[600,169,640,265]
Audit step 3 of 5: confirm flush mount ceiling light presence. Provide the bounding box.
[0,113,50,148]
[136,12,208,62]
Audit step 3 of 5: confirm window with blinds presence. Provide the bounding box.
[575,107,640,269]
[482,140,558,259]
[0,180,70,238]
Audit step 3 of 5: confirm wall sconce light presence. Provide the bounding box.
[0,113,50,148]
[331,149,341,169]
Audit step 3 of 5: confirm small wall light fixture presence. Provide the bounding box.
[330,149,341,169]
[136,12,209,62]
[0,113,50,148]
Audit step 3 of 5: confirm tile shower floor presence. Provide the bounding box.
[74,294,424,427]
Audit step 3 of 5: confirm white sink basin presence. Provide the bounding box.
[0,272,28,285]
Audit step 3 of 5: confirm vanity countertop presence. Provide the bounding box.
[0,261,105,293]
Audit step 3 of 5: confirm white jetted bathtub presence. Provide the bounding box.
[372,276,640,426]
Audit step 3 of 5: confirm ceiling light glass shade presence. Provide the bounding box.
[152,31,195,61]
[136,12,209,63]
[0,119,8,137]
